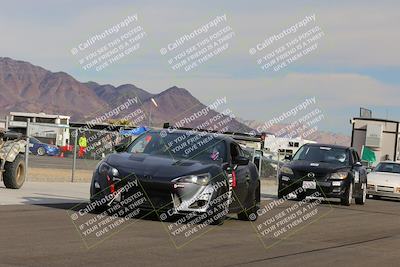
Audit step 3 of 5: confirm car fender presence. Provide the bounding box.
[0,140,27,162]
[242,162,260,208]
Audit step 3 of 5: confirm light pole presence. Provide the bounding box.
[148,98,158,127]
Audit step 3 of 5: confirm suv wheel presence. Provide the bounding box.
[3,154,26,189]
[341,182,353,206]
[355,182,366,205]
[238,185,260,221]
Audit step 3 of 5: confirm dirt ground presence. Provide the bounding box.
[28,168,93,182]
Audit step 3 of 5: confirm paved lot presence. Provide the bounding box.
[0,183,399,267]
[0,182,89,205]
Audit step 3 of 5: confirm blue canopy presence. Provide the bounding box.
[120,126,149,136]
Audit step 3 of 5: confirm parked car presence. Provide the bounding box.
[29,137,60,156]
[90,129,260,225]
[367,161,400,199]
[278,143,367,206]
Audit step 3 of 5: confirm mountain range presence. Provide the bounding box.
[0,57,350,145]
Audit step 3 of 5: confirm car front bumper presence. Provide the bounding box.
[367,190,400,199]
[90,172,227,215]
[280,176,349,198]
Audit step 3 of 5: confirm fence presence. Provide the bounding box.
[1,119,286,184]
[23,122,136,183]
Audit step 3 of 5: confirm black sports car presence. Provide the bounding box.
[90,129,260,225]
[278,143,367,206]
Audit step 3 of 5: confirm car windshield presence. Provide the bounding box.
[30,137,40,144]
[292,145,349,165]
[374,163,400,174]
[126,131,227,162]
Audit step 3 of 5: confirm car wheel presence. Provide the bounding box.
[341,182,353,206]
[37,147,46,156]
[238,185,260,221]
[355,182,367,205]
[3,154,26,189]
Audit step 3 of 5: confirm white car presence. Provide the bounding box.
[367,161,400,199]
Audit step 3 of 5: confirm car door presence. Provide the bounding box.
[230,143,250,209]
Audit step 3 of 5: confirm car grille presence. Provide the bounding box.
[136,179,174,210]
[294,171,328,181]
[377,186,394,192]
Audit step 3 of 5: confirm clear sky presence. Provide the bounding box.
[1,0,399,135]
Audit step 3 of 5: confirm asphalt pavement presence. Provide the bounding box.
[0,188,399,267]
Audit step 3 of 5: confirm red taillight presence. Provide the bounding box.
[232,170,237,188]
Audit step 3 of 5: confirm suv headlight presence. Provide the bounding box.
[172,173,211,186]
[329,171,348,180]
[280,166,294,175]
[98,162,119,177]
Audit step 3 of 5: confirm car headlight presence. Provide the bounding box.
[280,166,294,175]
[98,162,119,177]
[329,171,348,180]
[172,173,211,186]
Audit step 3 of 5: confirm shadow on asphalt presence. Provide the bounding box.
[27,198,240,224]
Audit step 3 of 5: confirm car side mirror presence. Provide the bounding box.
[114,143,127,152]
[233,155,249,166]
[354,161,362,167]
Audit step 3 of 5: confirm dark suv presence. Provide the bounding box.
[278,143,367,206]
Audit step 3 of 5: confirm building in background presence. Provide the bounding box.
[263,134,316,158]
[351,117,399,165]
[8,112,70,146]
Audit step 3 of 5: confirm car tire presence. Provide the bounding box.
[37,147,46,156]
[3,154,26,189]
[341,182,353,206]
[355,182,367,205]
[238,184,260,221]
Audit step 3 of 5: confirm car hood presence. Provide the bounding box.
[368,172,400,187]
[286,160,349,174]
[106,152,222,181]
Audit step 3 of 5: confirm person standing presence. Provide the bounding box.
[78,133,88,158]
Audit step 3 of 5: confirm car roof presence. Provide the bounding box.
[304,143,351,150]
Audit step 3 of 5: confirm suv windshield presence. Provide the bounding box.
[374,163,400,174]
[292,145,349,165]
[127,131,227,162]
